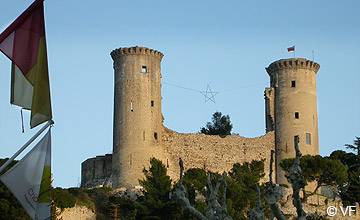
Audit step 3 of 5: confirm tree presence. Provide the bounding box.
[137,157,181,220]
[171,160,266,220]
[329,150,359,172]
[280,155,348,197]
[329,150,360,206]
[200,111,233,136]
[227,160,266,219]
[345,136,360,156]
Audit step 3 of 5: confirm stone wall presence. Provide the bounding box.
[81,128,275,188]
[278,190,360,220]
[81,154,112,188]
[163,127,275,183]
[56,205,96,220]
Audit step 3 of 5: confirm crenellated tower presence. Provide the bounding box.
[265,58,320,186]
[111,46,165,188]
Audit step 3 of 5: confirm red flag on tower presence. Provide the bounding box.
[287,46,295,52]
[0,0,52,128]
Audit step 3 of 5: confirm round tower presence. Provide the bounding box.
[111,46,165,188]
[265,58,320,185]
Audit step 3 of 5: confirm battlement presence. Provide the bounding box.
[110,46,164,60]
[266,58,320,75]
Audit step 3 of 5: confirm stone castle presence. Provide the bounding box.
[81,46,320,190]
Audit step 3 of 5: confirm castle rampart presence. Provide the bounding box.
[163,127,275,183]
[81,154,112,188]
[81,128,275,188]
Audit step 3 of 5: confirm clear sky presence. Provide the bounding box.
[0,0,359,188]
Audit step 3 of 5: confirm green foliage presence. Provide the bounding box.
[182,168,207,204]
[329,150,360,172]
[227,160,266,219]
[200,111,233,135]
[67,187,96,211]
[51,187,76,210]
[180,160,267,220]
[280,155,348,195]
[138,157,181,219]
[329,150,360,205]
[109,196,137,220]
[345,136,360,156]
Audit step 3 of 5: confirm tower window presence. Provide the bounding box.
[291,80,296,87]
[306,133,311,145]
[131,101,133,112]
[154,132,158,140]
[151,100,154,107]
[295,112,299,119]
[142,66,147,73]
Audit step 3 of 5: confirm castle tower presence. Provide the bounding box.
[110,46,165,188]
[265,58,320,185]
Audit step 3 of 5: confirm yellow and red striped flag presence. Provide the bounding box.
[0,0,52,128]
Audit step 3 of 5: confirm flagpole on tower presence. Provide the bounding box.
[287,45,295,58]
[312,45,315,61]
[0,120,54,173]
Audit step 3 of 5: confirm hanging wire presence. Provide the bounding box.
[163,81,266,93]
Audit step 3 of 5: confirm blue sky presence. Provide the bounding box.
[0,0,359,188]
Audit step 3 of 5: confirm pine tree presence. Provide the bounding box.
[137,158,181,220]
[200,111,233,136]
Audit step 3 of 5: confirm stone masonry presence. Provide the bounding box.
[265,59,320,190]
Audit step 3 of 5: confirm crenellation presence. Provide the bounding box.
[266,58,320,75]
[110,46,164,61]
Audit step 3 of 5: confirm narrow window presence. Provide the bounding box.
[143,131,145,141]
[154,132,158,140]
[306,133,311,145]
[291,80,296,87]
[142,66,147,73]
[151,100,154,107]
[295,112,299,119]
[131,101,133,112]
[166,159,169,168]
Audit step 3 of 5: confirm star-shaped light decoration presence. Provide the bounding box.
[199,84,219,103]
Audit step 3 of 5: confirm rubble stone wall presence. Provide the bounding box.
[57,205,96,220]
[81,127,275,188]
[81,154,112,188]
[163,127,275,183]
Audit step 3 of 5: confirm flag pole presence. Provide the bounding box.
[0,120,54,173]
[312,45,315,61]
